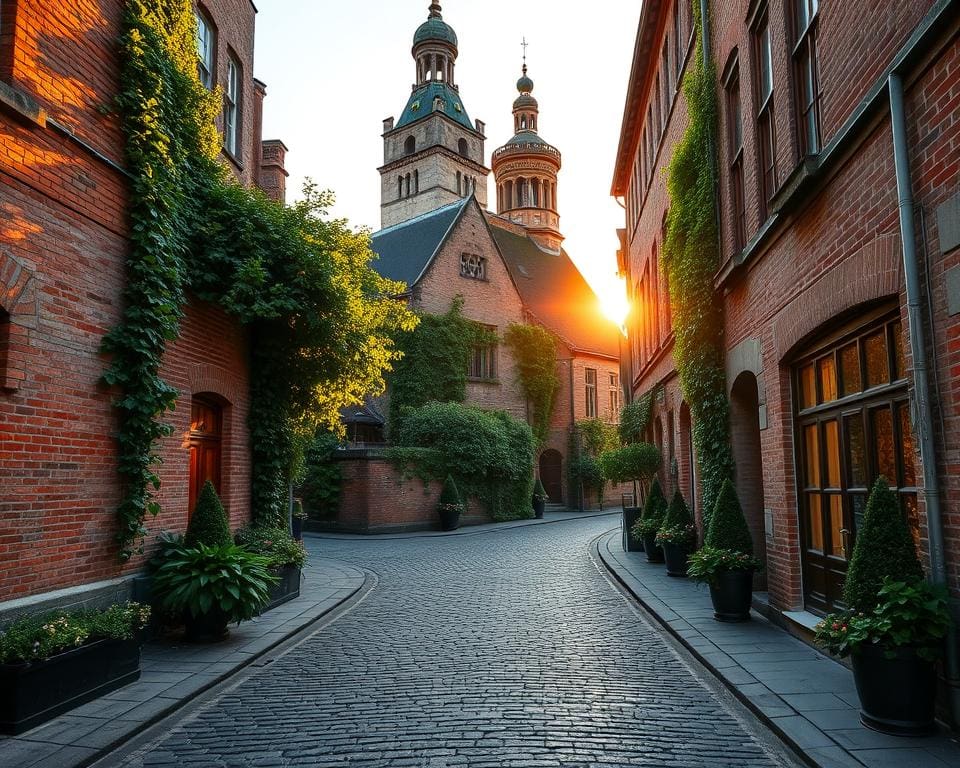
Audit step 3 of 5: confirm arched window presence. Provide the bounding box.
[405,174,411,196]
[398,176,403,199]
[458,138,469,158]
[189,395,223,514]
[414,169,419,194]
[404,136,416,156]
[520,115,528,130]
[456,171,462,195]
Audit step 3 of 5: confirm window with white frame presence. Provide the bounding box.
[196,11,215,90]
[224,55,240,156]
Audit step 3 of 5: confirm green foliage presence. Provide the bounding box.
[184,481,232,549]
[569,454,605,495]
[662,1,734,524]
[619,389,655,444]
[687,546,764,585]
[109,2,415,554]
[532,476,549,502]
[234,525,307,569]
[389,298,493,439]
[0,602,152,664]
[389,402,535,522]
[575,419,619,457]
[299,433,343,520]
[503,323,560,447]
[151,543,277,622]
[704,479,753,555]
[598,443,661,485]
[439,474,464,512]
[657,490,696,547]
[632,477,668,536]
[843,477,925,614]
[816,579,951,660]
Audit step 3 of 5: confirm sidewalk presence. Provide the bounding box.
[596,528,960,768]
[0,558,367,768]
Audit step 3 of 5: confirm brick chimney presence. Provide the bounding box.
[259,140,289,204]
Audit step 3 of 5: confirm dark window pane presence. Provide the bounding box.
[824,420,840,487]
[807,494,823,552]
[864,331,890,387]
[898,402,916,487]
[892,320,906,380]
[819,356,837,403]
[804,424,821,487]
[840,342,861,396]
[844,414,867,488]
[800,364,816,409]
[871,406,896,482]
[851,493,867,534]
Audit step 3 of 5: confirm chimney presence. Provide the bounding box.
[258,140,289,204]
[252,79,267,186]
[475,119,485,136]
[383,116,395,133]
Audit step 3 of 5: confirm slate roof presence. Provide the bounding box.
[395,82,475,132]
[490,223,622,359]
[369,198,469,287]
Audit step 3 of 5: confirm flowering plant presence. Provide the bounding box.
[438,502,464,513]
[235,525,307,569]
[814,578,950,660]
[686,545,763,585]
[631,517,662,538]
[656,523,697,548]
[0,602,151,665]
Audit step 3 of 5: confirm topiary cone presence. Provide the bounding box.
[439,474,462,508]
[641,476,668,526]
[662,489,693,529]
[843,476,924,614]
[705,479,753,555]
[184,481,232,549]
[533,476,547,500]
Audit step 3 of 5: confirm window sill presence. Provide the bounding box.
[467,376,500,385]
[0,80,46,127]
[222,147,244,172]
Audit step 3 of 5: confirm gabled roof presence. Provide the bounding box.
[370,197,470,287]
[489,222,622,359]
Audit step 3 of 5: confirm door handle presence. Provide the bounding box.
[840,528,851,559]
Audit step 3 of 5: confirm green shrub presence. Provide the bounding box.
[598,443,661,487]
[184,481,231,549]
[633,477,668,537]
[657,490,696,547]
[235,525,307,569]
[0,602,151,664]
[532,476,549,502]
[843,477,924,613]
[299,433,342,519]
[389,402,535,522]
[569,454,605,497]
[439,474,464,512]
[151,543,277,622]
[687,546,763,585]
[704,479,753,555]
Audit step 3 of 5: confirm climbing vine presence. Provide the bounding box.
[503,323,560,447]
[618,387,657,444]
[107,0,414,559]
[661,1,734,525]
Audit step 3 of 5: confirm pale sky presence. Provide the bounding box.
[254,1,641,321]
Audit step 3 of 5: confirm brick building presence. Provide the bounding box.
[0,0,285,612]
[331,3,623,533]
[612,0,959,698]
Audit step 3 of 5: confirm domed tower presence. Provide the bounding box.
[492,60,563,251]
[379,2,489,229]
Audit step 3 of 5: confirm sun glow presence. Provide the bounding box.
[596,276,630,328]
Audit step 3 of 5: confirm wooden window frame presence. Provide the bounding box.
[196,9,216,91]
[224,52,241,158]
[585,368,598,419]
[791,0,822,157]
[467,324,498,381]
[752,5,777,220]
[724,57,747,253]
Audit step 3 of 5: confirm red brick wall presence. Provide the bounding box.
[0,0,264,603]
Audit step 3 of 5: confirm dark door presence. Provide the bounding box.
[539,449,563,505]
[189,397,222,513]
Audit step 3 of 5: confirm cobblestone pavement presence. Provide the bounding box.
[110,517,801,767]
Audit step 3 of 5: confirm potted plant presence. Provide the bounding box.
[0,602,151,734]
[656,490,696,576]
[291,498,307,541]
[600,442,661,552]
[438,474,464,531]
[631,477,667,563]
[235,525,307,610]
[151,542,277,642]
[687,479,762,621]
[532,477,548,519]
[814,478,950,735]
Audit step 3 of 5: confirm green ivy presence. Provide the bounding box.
[618,387,657,444]
[503,323,560,447]
[662,1,734,525]
[108,0,414,558]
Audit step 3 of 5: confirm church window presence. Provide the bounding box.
[414,170,419,194]
[468,325,498,380]
[404,135,416,156]
[458,138,469,158]
[196,10,215,90]
[585,368,598,419]
[460,253,487,281]
[398,176,403,199]
[520,115,528,130]
[224,53,241,157]
[456,171,462,195]
[405,174,411,197]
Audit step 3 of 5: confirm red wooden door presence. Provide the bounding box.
[188,398,222,513]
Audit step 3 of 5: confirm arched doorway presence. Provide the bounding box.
[730,372,767,589]
[188,395,223,514]
[539,449,563,505]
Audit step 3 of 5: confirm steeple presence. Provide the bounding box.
[492,48,563,251]
[378,2,489,229]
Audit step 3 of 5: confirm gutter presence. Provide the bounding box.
[888,72,960,726]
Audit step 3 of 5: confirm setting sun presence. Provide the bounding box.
[595,275,630,327]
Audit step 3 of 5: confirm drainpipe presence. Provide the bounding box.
[889,72,960,723]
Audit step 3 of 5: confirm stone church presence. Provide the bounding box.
[338,2,623,527]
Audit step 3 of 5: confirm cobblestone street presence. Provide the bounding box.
[109,516,800,767]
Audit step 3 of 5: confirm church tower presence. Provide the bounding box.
[379,2,490,229]
[492,59,563,251]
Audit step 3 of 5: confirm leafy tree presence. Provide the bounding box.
[843,477,924,613]
[704,479,753,555]
[184,481,232,549]
[598,443,661,506]
[503,323,560,447]
[299,433,343,520]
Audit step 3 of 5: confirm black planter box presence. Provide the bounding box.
[852,644,938,735]
[439,509,461,531]
[0,637,141,735]
[265,564,302,612]
[642,531,664,563]
[622,507,644,552]
[708,568,754,622]
[662,541,689,576]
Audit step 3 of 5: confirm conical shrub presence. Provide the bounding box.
[705,478,753,555]
[641,476,668,527]
[662,489,693,529]
[843,477,924,613]
[184,481,232,549]
[533,476,548,500]
[439,474,462,508]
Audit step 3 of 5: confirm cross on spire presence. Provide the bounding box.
[429,1,442,18]
[521,36,528,75]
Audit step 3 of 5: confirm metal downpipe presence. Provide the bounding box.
[888,72,960,724]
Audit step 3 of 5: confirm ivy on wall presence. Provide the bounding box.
[503,323,560,447]
[618,387,657,444]
[108,0,414,559]
[661,1,734,525]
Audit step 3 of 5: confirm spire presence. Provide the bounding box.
[522,36,528,77]
[429,1,442,18]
